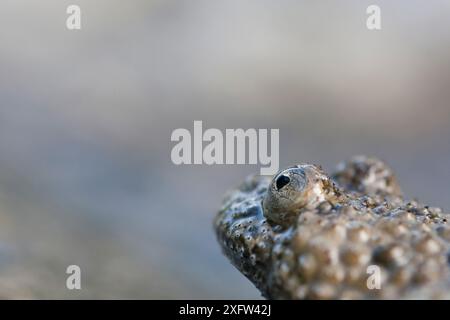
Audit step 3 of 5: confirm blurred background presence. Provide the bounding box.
[0,0,449,298]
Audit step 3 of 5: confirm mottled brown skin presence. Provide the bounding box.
[214,156,450,299]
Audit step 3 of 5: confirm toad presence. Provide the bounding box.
[214,156,450,299]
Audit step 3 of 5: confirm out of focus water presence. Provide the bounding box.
[0,1,449,298]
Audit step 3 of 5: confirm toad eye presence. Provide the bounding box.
[276,175,290,190]
[263,164,333,227]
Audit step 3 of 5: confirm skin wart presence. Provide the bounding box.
[214,156,450,299]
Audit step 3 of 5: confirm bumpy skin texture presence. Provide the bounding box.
[214,156,450,299]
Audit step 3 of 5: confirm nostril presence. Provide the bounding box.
[276,175,290,190]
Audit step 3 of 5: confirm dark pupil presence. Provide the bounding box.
[276,175,290,190]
